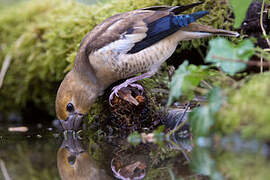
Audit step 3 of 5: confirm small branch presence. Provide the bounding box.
[0,54,12,89]
[201,80,212,89]
[260,0,270,48]
[0,34,26,89]
[260,55,263,73]
[0,159,11,180]
[212,55,270,67]
[255,49,270,61]
[263,48,270,52]
[169,103,190,136]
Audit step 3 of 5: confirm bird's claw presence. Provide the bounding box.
[128,83,144,93]
[109,83,144,106]
[109,87,121,106]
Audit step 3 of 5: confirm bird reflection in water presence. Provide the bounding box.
[57,131,149,180]
[57,131,112,180]
[111,145,149,180]
[57,107,193,180]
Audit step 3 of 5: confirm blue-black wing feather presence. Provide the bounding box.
[128,15,178,54]
[128,11,208,54]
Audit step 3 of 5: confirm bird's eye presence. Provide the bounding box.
[66,103,74,112]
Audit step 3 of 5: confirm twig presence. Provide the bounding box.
[201,80,212,89]
[0,35,25,89]
[0,54,12,88]
[260,55,263,73]
[260,0,270,48]
[167,139,191,162]
[169,103,190,136]
[0,159,11,180]
[212,55,270,67]
[263,48,270,52]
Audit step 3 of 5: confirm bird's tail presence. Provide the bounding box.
[173,11,209,28]
[180,22,240,39]
[173,11,239,39]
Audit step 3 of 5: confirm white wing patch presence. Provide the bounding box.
[97,25,148,55]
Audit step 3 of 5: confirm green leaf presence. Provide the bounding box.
[168,61,190,106]
[189,88,224,137]
[191,147,215,176]
[190,106,214,137]
[206,38,254,75]
[168,61,208,106]
[191,147,223,180]
[229,0,253,28]
[207,87,224,114]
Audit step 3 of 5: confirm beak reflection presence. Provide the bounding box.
[60,113,85,130]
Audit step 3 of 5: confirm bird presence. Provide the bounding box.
[55,2,239,130]
[57,131,112,180]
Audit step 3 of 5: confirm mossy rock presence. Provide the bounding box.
[216,73,270,140]
[0,0,235,115]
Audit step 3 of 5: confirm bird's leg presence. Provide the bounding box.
[109,71,155,105]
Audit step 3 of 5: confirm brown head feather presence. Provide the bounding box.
[55,70,99,121]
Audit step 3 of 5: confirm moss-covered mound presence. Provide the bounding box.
[0,0,234,115]
[216,72,270,140]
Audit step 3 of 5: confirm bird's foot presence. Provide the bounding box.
[109,83,144,106]
[127,83,144,92]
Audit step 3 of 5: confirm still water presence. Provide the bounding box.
[1,110,270,180]
[0,111,197,180]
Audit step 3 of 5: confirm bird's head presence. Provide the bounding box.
[55,70,99,130]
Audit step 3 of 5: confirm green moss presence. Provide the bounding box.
[88,138,106,162]
[88,97,107,124]
[0,0,235,115]
[217,152,270,179]
[216,73,270,140]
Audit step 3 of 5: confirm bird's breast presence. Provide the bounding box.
[90,35,179,88]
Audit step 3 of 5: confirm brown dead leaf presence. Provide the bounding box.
[117,88,139,106]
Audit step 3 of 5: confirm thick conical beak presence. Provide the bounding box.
[60,113,85,130]
[180,23,240,40]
